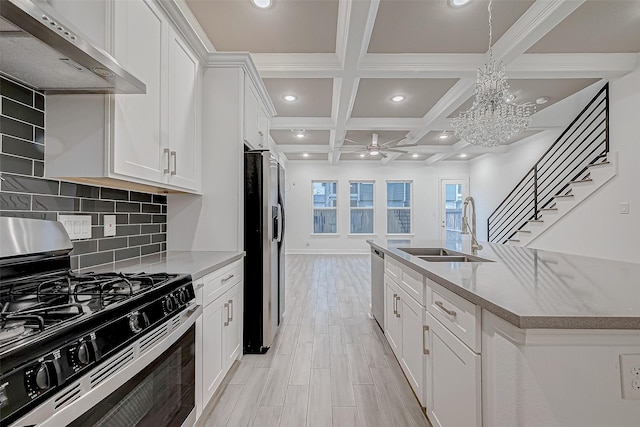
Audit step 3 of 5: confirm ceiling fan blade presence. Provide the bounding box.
[384,148,409,153]
[343,138,361,145]
[379,152,388,158]
[381,137,407,147]
[393,143,418,148]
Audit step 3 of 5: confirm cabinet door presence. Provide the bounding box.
[427,313,481,427]
[243,79,259,148]
[224,282,243,370]
[400,290,426,407]
[384,275,402,357]
[202,296,226,407]
[45,0,108,50]
[167,27,200,190]
[257,105,269,149]
[112,0,166,184]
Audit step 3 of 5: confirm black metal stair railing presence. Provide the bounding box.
[488,83,609,244]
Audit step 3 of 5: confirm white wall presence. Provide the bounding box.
[284,161,469,254]
[471,69,640,263]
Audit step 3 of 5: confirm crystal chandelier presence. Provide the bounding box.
[451,0,534,147]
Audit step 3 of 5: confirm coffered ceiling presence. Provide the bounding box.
[180,0,640,165]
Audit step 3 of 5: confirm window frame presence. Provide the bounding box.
[349,180,375,235]
[386,180,413,235]
[311,180,338,234]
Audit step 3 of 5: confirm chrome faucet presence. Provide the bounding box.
[461,196,483,254]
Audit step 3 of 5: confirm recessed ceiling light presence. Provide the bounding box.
[283,94,297,102]
[439,134,449,139]
[412,153,419,158]
[252,0,272,9]
[370,150,380,156]
[296,133,305,138]
[449,0,472,7]
[536,96,549,105]
[302,153,309,158]
[391,95,405,102]
[460,153,468,158]
[359,153,366,158]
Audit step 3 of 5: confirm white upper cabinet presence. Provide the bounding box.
[243,77,269,149]
[167,27,200,189]
[112,0,166,184]
[44,0,201,193]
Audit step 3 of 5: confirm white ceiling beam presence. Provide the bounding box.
[358,54,484,78]
[381,152,402,165]
[508,53,639,79]
[270,117,335,130]
[275,145,331,154]
[345,118,425,131]
[331,0,381,160]
[251,53,343,78]
[491,0,588,64]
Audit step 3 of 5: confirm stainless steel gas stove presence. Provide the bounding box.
[0,217,200,427]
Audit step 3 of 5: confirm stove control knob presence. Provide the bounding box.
[164,295,177,312]
[35,363,52,390]
[177,288,188,304]
[129,311,146,333]
[76,342,91,365]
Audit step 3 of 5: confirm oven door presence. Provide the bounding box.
[12,304,201,427]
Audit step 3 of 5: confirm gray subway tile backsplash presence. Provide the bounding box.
[2,135,45,160]
[1,153,33,175]
[0,76,168,269]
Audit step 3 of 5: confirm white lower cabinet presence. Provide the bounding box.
[201,293,226,406]
[382,256,482,427]
[384,274,402,356]
[195,260,244,420]
[426,312,481,427]
[400,288,426,407]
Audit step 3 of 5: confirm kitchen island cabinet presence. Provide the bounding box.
[370,239,640,427]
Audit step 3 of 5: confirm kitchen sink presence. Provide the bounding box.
[398,247,454,256]
[397,247,494,263]
[418,255,492,263]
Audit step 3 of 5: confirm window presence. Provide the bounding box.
[387,181,412,234]
[349,181,374,234]
[313,181,337,233]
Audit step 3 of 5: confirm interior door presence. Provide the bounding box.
[439,179,468,251]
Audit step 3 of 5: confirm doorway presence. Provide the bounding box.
[440,179,468,250]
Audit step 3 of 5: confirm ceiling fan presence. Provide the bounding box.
[341,133,417,158]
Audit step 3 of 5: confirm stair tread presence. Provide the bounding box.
[570,178,593,184]
[588,161,610,168]
[554,194,574,198]
[508,239,520,242]
[541,207,558,211]
[528,219,544,223]
[518,230,531,233]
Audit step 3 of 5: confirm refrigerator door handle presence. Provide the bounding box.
[276,204,283,243]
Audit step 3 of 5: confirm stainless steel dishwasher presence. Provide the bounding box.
[371,247,384,330]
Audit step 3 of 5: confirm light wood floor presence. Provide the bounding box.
[197,254,432,427]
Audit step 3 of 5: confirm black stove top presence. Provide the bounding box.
[0,217,197,426]
[0,270,178,352]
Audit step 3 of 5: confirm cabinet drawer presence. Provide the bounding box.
[385,257,402,283]
[400,266,425,307]
[202,260,242,308]
[427,280,481,353]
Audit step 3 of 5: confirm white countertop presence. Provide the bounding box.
[82,251,244,280]
[369,239,640,329]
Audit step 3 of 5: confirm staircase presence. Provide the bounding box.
[488,84,616,246]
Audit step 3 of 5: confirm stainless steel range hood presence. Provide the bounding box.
[0,0,145,94]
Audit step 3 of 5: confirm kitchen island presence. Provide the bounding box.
[368,239,640,427]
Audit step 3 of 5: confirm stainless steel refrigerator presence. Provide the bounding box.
[244,149,285,354]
